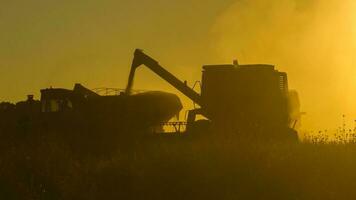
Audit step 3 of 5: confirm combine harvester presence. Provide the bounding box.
[126,49,301,141]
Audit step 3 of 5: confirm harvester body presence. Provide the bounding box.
[127,49,299,139]
[201,64,289,133]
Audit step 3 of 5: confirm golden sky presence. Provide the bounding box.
[2,0,356,130]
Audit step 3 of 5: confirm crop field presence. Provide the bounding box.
[1,126,356,200]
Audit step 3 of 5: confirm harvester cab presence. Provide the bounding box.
[126,49,299,139]
[40,83,102,113]
[40,88,74,113]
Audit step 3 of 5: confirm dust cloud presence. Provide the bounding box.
[210,0,356,130]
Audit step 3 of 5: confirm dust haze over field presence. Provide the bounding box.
[211,0,356,130]
[1,0,356,130]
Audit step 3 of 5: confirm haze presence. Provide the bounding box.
[1,0,356,130]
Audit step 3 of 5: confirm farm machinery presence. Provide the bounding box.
[126,49,300,140]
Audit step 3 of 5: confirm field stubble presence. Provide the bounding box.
[1,128,356,199]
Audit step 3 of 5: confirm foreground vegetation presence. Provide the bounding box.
[2,125,356,199]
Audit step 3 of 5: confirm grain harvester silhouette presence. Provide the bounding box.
[126,49,299,140]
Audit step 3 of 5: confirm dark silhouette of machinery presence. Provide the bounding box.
[39,84,182,130]
[0,83,182,137]
[0,49,300,142]
[0,84,183,155]
[126,49,299,139]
